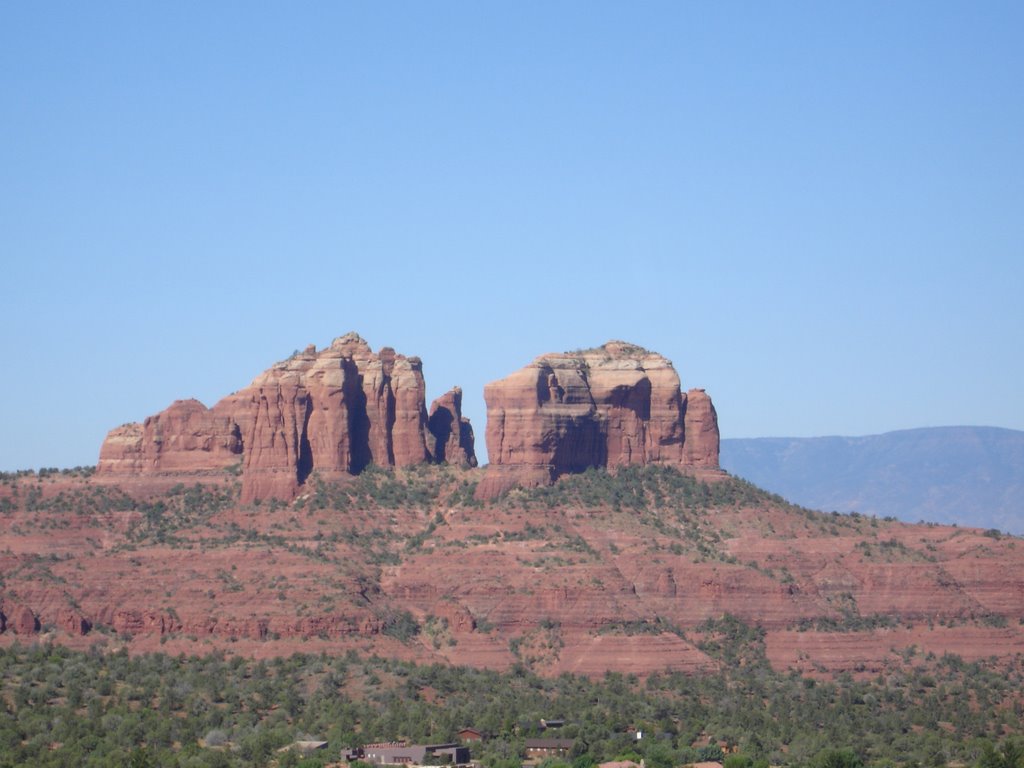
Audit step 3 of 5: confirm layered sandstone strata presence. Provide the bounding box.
[478,341,719,497]
[98,399,243,474]
[98,333,475,501]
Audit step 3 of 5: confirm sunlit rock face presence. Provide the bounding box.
[478,341,720,498]
[98,333,475,502]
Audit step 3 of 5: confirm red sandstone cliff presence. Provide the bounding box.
[98,333,475,502]
[4,467,1023,678]
[683,388,720,468]
[478,341,720,498]
[97,399,243,474]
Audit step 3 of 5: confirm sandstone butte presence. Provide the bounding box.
[478,341,720,498]
[4,333,1024,679]
[97,336,721,502]
[97,333,477,503]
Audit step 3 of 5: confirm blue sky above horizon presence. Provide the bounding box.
[2,2,1022,470]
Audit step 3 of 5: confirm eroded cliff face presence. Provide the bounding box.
[97,399,243,474]
[5,468,1023,678]
[98,333,474,502]
[479,341,720,498]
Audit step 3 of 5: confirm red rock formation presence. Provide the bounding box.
[110,609,168,635]
[98,334,474,502]
[479,341,720,497]
[97,399,242,474]
[59,610,91,636]
[7,605,39,635]
[218,344,322,502]
[427,387,477,466]
[683,389,720,468]
[368,350,431,468]
[428,600,477,635]
[3,470,1024,677]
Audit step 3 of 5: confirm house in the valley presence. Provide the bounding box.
[349,741,471,766]
[524,738,575,760]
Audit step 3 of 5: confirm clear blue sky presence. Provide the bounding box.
[2,2,1022,470]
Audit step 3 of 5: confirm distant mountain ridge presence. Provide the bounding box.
[721,426,1024,534]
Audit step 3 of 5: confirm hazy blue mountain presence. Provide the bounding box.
[720,426,1024,534]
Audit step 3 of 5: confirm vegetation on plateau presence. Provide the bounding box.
[1,466,1022,768]
[0,638,1022,768]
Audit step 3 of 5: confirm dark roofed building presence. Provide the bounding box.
[524,739,575,760]
[360,742,471,766]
